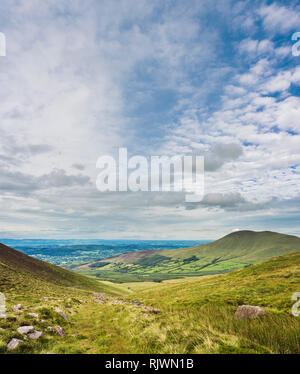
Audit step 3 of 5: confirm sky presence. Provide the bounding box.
[0,0,300,240]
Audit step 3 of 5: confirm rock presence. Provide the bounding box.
[93,298,104,304]
[48,325,65,337]
[55,308,68,321]
[27,313,39,318]
[111,300,123,305]
[7,338,22,351]
[93,293,107,300]
[0,313,7,319]
[235,305,268,320]
[54,326,65,337]
[28,331,43,340]
[41,319,47,323]
[11,304,23,313]
[142,306,160,314]
[17,326,35,335]
[43,297,50,301]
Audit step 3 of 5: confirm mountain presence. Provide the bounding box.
[76,230,300,282]
[0,243,121,297]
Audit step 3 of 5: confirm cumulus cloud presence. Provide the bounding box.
[0,1,300,238]
[0,167,90,194]
[258,3,300,33]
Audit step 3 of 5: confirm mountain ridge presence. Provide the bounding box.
[76,230,300,282]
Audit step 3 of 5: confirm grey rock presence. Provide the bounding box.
[142,306,160,314]
[55,308,68,320]
[0,313,7,319]
[54,326,65,337]
[11,304,23,313]
[17,325,35,335]
[28,331,43,340]
[93,298,104,304]
[27,313,39,318]
[235,305,268,320]
[7,338,22,351]
[47,325,65,337]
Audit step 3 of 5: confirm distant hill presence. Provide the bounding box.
[76,230,300,282]
[0,243,121,297]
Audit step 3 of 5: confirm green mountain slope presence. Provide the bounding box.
[0,243,122,298]
[76,230,300,282]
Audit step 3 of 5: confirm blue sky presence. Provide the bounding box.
[0,0,300,239]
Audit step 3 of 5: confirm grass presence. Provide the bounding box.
[77,230,300,282]
[0,242,299,354]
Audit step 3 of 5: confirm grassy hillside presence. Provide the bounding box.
[41,251,300,354]
[0,242,125,353]
[0,243,122,297]
[75,230,300,282]
[0,243,299,354]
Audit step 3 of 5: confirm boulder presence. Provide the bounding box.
[111,300,123,305]
[28,331,43,340]
[11,304,23,313]
[93,298,104,304]
[27,313,39,318]
[142,306,160,314]
[235,305,267,320]
[54,326,65,337]
[47,325,65,337]
[7,338,22,351]
[17,325,35,335]
[93,293,107,300]
[55,308,68,321]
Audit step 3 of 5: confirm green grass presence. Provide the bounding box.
[0,242,299,354]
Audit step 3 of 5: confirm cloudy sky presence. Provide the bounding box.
[0,0,300,239]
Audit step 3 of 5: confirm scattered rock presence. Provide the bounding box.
[235,305,268,320]
[43,297,51,302]
[28,331,43,340]
[93,298,104,304]
[27,313,39,318]
[142,306,160,314]
[7,338,22,351]
[93,293,107,300]
[111,300,123,305]
[48,325,65,337]
[130,301,142,306]
[11,304,23,313]
[41,319,47,323]
[54,326,65,337]
[17,326,35,335]
[55,308,68,321]
[0,313,7,319]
